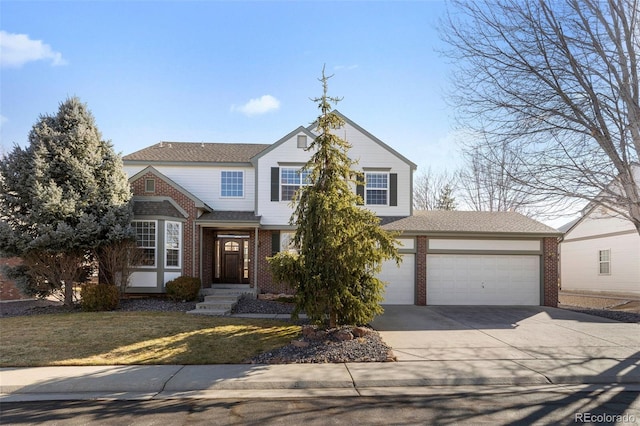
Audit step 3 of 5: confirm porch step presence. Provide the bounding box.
[187,285,254,316]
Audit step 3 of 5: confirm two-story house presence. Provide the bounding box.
[123,111,561,306]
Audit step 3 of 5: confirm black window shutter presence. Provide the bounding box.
[271,231,280,255]
[390,173,398,206]
[271,167,279,201]
[356,174,365,205]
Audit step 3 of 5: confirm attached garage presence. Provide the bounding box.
[427,254,540,305]
[379,254,415,304]
[380,211,561,307]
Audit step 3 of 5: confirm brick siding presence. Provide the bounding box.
[542,237,559,307]
[416,236,427,305]
[130,172,201,281]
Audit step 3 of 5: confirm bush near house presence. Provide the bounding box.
[166,276,201,302]
[81,283,120,311]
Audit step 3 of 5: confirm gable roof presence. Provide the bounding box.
[383,211,560,236]
[250,126,317,163]
[123,142,270,164]
[313,111,418,170]
[129,166,212,211]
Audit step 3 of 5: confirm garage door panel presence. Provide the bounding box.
[379,254,415,305]
[427,254,540,305]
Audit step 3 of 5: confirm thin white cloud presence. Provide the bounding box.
[231,95,280,117]
[334,64,359,71]
[0,31,67,68]
[0,115,7,126]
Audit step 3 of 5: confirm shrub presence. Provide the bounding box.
[81,283,120,311]
[165,276,201,302]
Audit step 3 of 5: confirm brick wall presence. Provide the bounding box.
[543,237,559,307]
[0,257,27,301]
[416,236,427,306]
[130,172,201,281]
[255,230,294,295]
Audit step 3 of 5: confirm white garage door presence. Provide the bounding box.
[427,254,540,305]
[379,254,415,305]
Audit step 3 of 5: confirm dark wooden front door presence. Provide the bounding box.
[218,237,249,284]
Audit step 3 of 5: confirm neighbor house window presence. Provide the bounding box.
[165,221,182,268]
[365,172,388,205]
[280,168,311,201]
[221,171,244,197]
[599,249,611,275]
[133,220,156,267]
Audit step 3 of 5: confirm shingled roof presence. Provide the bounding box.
[383,211,560,235]
[123,142,271,163]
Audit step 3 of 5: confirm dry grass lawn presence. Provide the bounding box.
[0,312,300,366]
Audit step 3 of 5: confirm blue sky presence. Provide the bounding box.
[1,0,461,175]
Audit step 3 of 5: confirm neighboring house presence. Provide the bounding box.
[0,257,27,301]
[560,205,640,296]
[123,111,560,306]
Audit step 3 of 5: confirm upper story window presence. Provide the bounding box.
[133,220,157,267]
[599,249,611,275]
[221,171,244,198]
[365,172,389,205]
[281,168,311,201]
[165,221,182,268]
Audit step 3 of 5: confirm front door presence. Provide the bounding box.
[217,236,250,284]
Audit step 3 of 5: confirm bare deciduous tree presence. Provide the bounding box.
[413,167,458,210]
[441,0,640,232]
[458,139,540,214]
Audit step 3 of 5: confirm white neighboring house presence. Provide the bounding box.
[560,206,640,296]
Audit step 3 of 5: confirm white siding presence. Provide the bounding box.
[429,239,540,252]
[561,207,640,295]
[129,272,157,287]
[126,165,256,212]
[256,123,413,226]
[561,232,640,295]
[565,210,635,240]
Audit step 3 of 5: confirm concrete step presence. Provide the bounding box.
[189,286,254,316]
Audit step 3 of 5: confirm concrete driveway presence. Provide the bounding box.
[372,306,640,362]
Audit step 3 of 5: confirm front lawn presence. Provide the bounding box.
[0,312,300,366]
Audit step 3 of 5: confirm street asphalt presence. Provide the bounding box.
[1,306,638,402]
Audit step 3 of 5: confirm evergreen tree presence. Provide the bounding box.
[269,71,400,328]
[436,184,456,211]
[0,97,132,306]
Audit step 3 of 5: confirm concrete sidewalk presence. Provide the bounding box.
[2,356,640,402]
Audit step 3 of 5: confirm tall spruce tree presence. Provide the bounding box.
[0,97,132,306]
[269,71,400,328]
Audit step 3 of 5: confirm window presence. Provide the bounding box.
[365,172,388,205]
[133,221,156,266]
[599,249,611,275]
[165,221,182,268]
[280,168,311,201]
[145,179,155,193]
[221,171,244,197]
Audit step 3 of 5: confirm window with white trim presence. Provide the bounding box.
[280,168,311,201]
[133,220,156,267]
[221,171,244,197]
[598,249,611,275]
[165,221,182,268]
[365,172,388,205]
